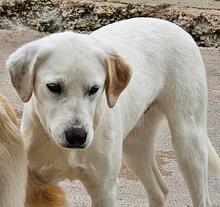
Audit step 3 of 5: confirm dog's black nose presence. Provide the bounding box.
[65,127,87,148]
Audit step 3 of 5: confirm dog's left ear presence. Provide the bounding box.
[6,44,43,103]
[105,52,132,108]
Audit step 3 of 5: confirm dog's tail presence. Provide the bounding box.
[208,138,220,178]
[26,168,69,207]
[39,184,69,207]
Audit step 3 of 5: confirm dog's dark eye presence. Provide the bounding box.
[88,86,99,96]
[47,83,62,94]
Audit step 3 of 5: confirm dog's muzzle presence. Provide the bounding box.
[64,127,87,148]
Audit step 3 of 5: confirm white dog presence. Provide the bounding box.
[7,18,220,207]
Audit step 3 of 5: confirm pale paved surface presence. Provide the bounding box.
[115,0,220,8]
[0,29,220,206]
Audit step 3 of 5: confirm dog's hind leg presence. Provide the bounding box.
[162,110,212,206]
[123,105,168,207]
[159,78,212,206]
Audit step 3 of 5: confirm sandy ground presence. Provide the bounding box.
[0,29,220,206]
[116,0,220,8]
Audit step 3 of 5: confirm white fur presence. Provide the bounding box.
[7,18,220,207]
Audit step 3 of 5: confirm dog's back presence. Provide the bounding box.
[0,95,27,207]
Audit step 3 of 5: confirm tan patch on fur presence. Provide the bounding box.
[0,95,23,153]
[105,52,132,108]
[0,95,18,126]
[26,169,69,207]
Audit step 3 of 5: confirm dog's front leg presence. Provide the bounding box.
[87,182,119,207]
[79,139,123,207]
[90,183,119,207]
[84,169,120,207]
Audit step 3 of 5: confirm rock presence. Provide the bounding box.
[0,0,219,47]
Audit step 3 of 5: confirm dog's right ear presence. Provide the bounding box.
[6,44,42,103]
[104,52,132,108]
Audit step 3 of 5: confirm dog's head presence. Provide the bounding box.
[6,32,131,149]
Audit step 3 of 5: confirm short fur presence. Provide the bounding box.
[0,95,26,207]
[7,18,220,207]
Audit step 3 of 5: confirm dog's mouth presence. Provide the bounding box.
[49,136,89,150]
[62,142,87,149]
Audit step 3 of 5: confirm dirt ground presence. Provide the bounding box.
[0,29,220,206]
[116,0,220,8]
